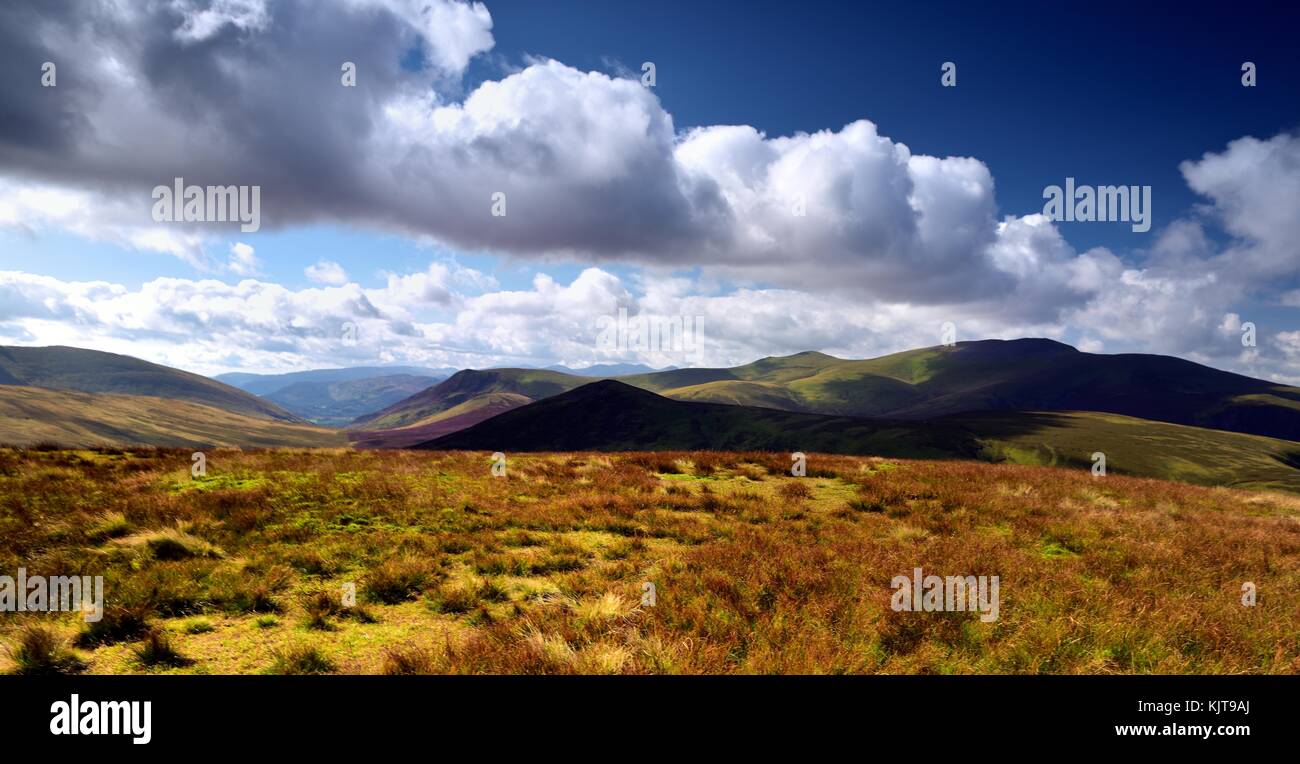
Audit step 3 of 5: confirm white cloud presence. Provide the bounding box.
[1180,132,1300,283]
[0,0,1296,382]
[361,0,495,75]
[0,178,210,268]
[172,0,271,43]
[305,260,349,286]
[227,242,260,276]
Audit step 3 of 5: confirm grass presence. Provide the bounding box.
[183,618,215,634]
[1,446,1298,674]
[5,626,86,675]
[965,410,1300,492]
[0,385,345,448]
[269,644,336,675]
[118,527,225,560]
[133,628,192,668]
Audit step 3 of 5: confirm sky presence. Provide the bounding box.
[1,0,1299,379]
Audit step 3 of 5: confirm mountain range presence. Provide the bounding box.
[544,362,673,376]
[216,366,454,426]
[5,340,1300,491]
[357,338,1300,444]
[419,379,1300,492]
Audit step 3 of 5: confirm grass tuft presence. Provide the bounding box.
[6,626,86,675]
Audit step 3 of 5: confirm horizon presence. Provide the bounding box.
[2,335,1274,383]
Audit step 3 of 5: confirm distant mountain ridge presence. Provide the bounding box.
[363,339,1300,445]
[544,362,674,376]
[216,366,455,425]
[6,339,1300,489]
[216,365,455,396]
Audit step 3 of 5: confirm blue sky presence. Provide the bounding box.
[482,0,1300,250]
[1,0,1298,377]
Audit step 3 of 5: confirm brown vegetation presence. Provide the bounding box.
[0,446,1297,674]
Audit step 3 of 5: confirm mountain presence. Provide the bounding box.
[348,391,530,449]
[262,374,448,427]
[367,339,1300,446]
[0,345,301,422]
[421,380,984,459]
[420,381,1300,492]
[216,366,454,396]
[214,366,455,426]
[349,368,584,430]
[0,386,344,448]
[544,362,673,376]
[778,340,1300,441]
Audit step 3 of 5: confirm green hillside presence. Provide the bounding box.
[0,345,302,422]
[651,340,1300,442]
[959,410,1300,493]
[423,381,1300,492]
[424,380,982,460]
[354,339,1300,463]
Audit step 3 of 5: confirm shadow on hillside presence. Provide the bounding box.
[1271,450,1300,471]
[937,411,1078,438]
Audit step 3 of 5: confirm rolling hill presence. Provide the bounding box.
[0,345,302,422]
[421,381,1300,492]
[350,368,585,430]
[369,339,1300,446]
[0,386,344,448]
[420,380,985,459]
[685,340,1300,443]
[348,392,531,449]
[955,409,1300,492]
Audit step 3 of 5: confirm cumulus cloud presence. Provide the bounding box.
[1179,132,1300,287]
[0,178,210,267]
[305,260,349,285]
[0,263,1024,374]
[0,0,1070,312]
[0,0,1296,382]
[227,242,260,276]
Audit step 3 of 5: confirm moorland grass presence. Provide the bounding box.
[0,446,1297,674]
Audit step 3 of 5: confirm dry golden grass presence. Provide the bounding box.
[0,446,1297,674]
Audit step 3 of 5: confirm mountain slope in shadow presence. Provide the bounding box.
[418,380,983,459]
[376,338,1300,444]
[418,381,1300,491]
